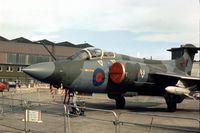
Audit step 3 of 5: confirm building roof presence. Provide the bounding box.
[34,39,55,45]
[11,37,33,43]
[0,35,93,48]
[56,41,76,47]
[77,43,93,48]
[0,36,9,41]
[167,44,200,52]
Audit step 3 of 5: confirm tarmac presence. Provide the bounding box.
[0,89,199,133]
[0,62,199,133]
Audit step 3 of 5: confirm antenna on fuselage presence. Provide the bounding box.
[42,43,57,61]
[36,41,57,61]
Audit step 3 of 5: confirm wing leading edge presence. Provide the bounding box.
[151,72,200,81]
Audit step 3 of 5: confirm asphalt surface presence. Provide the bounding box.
[0,89,199,133]
[0,63,199,133]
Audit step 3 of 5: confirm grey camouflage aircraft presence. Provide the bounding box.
[23,44,200,112]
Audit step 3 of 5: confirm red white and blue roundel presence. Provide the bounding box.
[93,68,105,86]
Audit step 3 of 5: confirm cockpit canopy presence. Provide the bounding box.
[67,47,115,61]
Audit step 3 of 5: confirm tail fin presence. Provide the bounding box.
[167,44,200,75]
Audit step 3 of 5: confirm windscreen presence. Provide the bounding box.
[67,50,89,61]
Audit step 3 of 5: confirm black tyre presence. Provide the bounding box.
[115,96,125,109]
[167,102,177,112]
[165,92,177,112]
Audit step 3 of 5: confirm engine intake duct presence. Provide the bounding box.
[109,62,140,85]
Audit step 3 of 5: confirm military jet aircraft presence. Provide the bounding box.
[23,44,200,112]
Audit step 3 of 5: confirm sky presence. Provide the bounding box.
[0,0,199,60]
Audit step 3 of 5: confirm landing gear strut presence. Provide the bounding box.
[164,93,177,112]
[115,96,125,109]
[108,94,126,109]
[65,91,85,115]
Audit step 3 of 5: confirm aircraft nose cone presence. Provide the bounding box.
[23,62,55,80]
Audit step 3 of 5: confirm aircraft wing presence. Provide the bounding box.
[150,72,200,90]
[151,72,200,81]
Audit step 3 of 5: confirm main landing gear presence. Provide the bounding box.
[164,92,184,112]
[165,94,177,112]
[108,94,126,109]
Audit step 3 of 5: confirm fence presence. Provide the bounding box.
[0,89,199,133]
[118,112,200,133]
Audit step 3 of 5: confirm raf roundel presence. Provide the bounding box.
[93,68,105,86]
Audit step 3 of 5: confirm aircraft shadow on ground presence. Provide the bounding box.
[1,100,198,114]
[85,101,163,111]
[85,101,199,113]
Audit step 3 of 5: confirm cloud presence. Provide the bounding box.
[0,0,199,51]
[0,0,198,33]
[137,32,199,44]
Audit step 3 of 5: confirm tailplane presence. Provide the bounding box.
[167,44,200,75]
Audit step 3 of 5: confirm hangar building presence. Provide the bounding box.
[0,36,92,84]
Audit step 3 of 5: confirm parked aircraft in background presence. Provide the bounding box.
[23,44,200,112]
